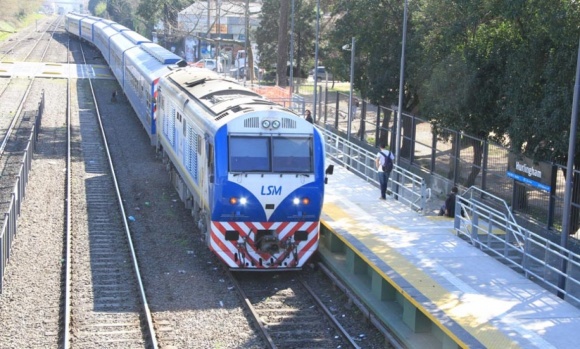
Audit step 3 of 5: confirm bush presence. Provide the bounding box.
[261,71,276,84]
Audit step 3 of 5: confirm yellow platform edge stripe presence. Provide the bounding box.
[322,202,519,349]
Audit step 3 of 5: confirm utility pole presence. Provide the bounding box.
[290,0,295,95]
[395,0,408,165]
[313,0,320,122]
[346,38,355,143]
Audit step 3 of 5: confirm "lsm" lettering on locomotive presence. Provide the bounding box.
[261,185,282,195]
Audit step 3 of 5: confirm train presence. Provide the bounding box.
[64,13,333,270]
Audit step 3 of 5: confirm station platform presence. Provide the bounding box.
[0,62,114,79]
[319,160,580,349]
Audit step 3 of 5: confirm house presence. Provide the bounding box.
[177,1,262,64]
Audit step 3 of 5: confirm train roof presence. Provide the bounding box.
[87,17,116,26]
[140,43,183,65]
[95,25,121,44]
[124,47,175,82]
[109,31,138,52]
[66,12,88,19]
[80,17,99,26]
[99,19,116,26]
[121,31,151,45]
[109,23,130,32]
[166,68,292,121]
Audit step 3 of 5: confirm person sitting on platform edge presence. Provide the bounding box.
[375,144,394,200]
[439,186,458,217]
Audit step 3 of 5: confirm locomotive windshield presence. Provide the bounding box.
[229,135,313,173]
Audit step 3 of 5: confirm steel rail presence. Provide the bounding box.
[299,276,361,349]
[61,30,72,349]
[83,45,160,349]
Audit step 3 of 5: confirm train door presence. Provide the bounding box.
[203,137,214,241]
[175,111,184,160]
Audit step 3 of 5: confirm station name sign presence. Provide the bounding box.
[507,154,552,192]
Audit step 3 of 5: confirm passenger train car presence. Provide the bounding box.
[64,13,332,270]
[65,13,182,144]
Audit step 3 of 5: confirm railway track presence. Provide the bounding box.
[230,271,361,349]
[0,16,62,61]
[65,78,152,347]
[60,28,158,349]
[0,16,67,219]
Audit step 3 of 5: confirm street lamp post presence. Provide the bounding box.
[290,0,295,96]
[395,0,408,166]
[313,0,320,123]
[343,38,356,143]
[243,0,249,85]
[216,0,221,75]
[557,37,580,298]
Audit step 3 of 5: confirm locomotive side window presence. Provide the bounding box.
[229,136,270,172]
[207,143,214,180]
[272,137,313,173]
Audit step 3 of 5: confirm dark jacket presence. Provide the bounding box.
[444,192,456,217]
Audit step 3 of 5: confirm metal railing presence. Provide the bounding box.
[291,83,580,240]
[455,186,580,307]
[0,92,43,293]
[316,125,429,212]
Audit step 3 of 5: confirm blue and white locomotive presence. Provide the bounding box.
[64,13,332,270]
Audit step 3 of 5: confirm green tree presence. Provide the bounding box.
[92,1,108,17]
[495,0,580,233]
[256,0,280,71]
[276,0,290,86]
[496,1,580,164]
[292,0,316,78]
[136,0,191,37]
[415,0,580,187]
[414,0,512,183]
[327,1,411,106]
[326,0,415,149]
[257,0,316,81]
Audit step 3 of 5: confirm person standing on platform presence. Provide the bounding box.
[305,109,313,123]
[351,98,359,119]
[439,186,459,217]
[375,144,394,200]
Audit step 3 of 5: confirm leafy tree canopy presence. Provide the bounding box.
[324,0,580,166]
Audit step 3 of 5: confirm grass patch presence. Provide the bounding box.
[297,81,356,96]
[0,13,45,43]
[329,82,352,93]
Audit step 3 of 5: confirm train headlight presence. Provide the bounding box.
[293,197,310,205]
[271,120,281,129]
[230,197,248,205]
[261,120,271,128]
